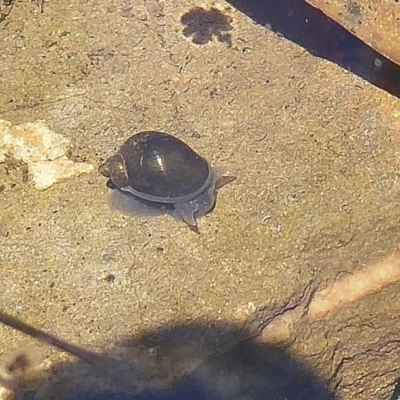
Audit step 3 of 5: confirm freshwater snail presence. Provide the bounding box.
[99,131,234,231]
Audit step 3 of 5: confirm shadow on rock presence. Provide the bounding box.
[21,322,335,400]
[226,0,400,97]
[181,7,233,46]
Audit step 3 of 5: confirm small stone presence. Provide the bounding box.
[29,157,95,190]
[0,119,94,190]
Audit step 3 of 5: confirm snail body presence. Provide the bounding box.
[99,131,222,229]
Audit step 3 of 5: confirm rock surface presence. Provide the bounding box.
[1,1,400,399]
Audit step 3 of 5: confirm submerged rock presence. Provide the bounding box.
[0,119,94,190]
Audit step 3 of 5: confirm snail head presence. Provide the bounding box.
[98,154,129,189]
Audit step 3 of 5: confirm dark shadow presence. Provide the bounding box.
[390,377,400,400]
[181,7,233,46]
[9,322,335,400]
[224,0,400,97]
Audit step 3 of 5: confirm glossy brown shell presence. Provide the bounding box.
[116,131,211,200]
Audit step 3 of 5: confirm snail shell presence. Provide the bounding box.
[99,131,220,229]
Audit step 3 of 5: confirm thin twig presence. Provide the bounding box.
[0,310,138,392]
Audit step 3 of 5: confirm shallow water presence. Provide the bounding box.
[1,1,400,399]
